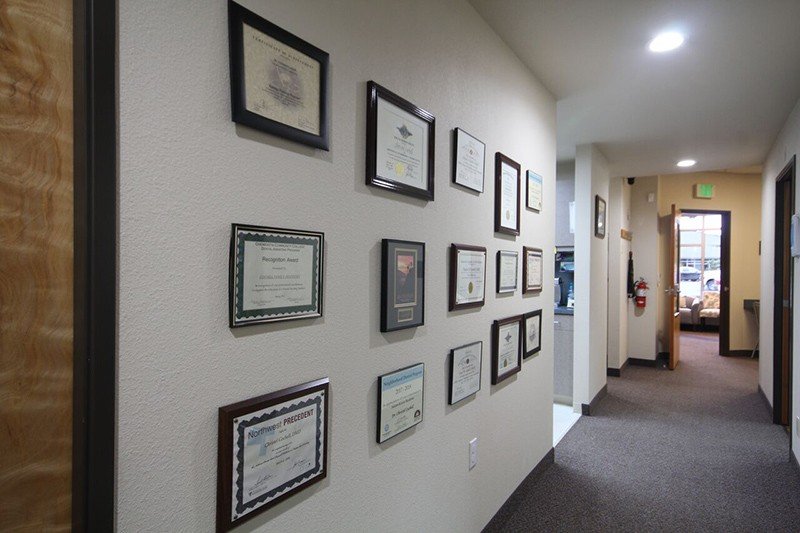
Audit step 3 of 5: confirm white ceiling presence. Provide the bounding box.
[469,0,800,177]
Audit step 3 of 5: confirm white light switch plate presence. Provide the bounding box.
[469,438,478,470]
[796,416,799,437]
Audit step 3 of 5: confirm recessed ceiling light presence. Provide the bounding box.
[677,159,696,167]
[649,32,684,53]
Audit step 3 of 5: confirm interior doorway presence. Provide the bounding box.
[772,156,795,427]
[676,210,732,356]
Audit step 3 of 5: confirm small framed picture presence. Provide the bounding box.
[522,246,543,293]
[366,81,435,201]
[523,309,542,358]
[228,1,330,150]
[381,239,425,332]
[492,315,522,384]
[496,250,518,294]
[449,244,487,311]
[217,377,329,532]
[377,363,424,443]
[449,341,482,404]
[452,128,485,193]
[595,195,606,238]
[526,170,543,211]
[495,152,521,236]
[229,224,324,327]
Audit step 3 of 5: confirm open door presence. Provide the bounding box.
[668,204,681,370]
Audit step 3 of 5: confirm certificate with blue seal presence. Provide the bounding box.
[217,378,329,531]
[377,363,424,443]
[229,224,324,327]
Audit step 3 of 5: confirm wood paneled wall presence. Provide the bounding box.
[0,0,74,530]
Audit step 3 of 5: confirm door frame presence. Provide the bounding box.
[73,0,117,530]
[679,209,732,356]
[773,155,795,427]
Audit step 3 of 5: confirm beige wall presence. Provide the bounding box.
[657,172,762,352]
[117,1,556,531]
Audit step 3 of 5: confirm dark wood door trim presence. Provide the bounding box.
[772,155,795,427]
[73,0,117,530]
[679,209,732,356]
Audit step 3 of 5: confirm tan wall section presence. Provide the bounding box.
[0,0,73,530]
[657,172,762,351]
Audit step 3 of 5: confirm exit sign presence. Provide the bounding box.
[694,183,715,199]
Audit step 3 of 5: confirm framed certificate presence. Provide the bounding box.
[228,1,329,150]
[524,309,542,359]
[496,250,518,294]
[452,128,485,193]
[366,81,435,201]
[449,341,482,404]
[595,195,607,238]
[523,246,543,294]
[381,239,425,332]
[492,316,522,384]
[229,224,324,327]
[377,363,424,443]
[527,170,543,211]
[217,378,329,532]
[495,152,521,235]
[449,244,487,311]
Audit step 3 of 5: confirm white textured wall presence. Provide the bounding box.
[759,97,800,464]
[556,161,575,247]
[607,178,631,370]
[573,144,609,406]
[627,176,659,360]
[118,1,556,531]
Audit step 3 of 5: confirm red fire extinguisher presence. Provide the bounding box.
[634,278,648,308]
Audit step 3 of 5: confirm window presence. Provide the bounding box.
[678,214,721,298]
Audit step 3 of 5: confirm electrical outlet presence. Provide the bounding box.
[469,438,478,470]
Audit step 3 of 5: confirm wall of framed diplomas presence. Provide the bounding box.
[116,0,555,531]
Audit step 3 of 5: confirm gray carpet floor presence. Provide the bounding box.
[484,332,800,532]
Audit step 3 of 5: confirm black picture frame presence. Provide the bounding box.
[449,243,487,311]
[228,1,330,150]
[381,239,425,332]
[492,315,523,384]
[522,246,543,294]
[229,224,324,327]
[217,377,329,532]
[452,127,486,193]
[595,195,607,238]
[366,81,435,201]
[377,363,425,443]
[496,250,519,294]
[523,309,542,359]
[449,341,483,405]
[495,152,521,235]
[526,170,543,211]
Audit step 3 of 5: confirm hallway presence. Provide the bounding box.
[485,332,800,531]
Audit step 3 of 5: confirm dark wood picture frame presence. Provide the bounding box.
[523,309,543,358]
[381,239,426,332]
[449,341,483,405]
[595,195,607,238]
[217,377,329,532]
[366,81,435,200]
[492,315,523,384]
[229,224,324,327]
[522,246,543,294]
[494,152,521,235]
[496,250,519,294]
[449,243,487,311]
[451,127,486,193]
[228,1,330,150]
[377,363,425,443]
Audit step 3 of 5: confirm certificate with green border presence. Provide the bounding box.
[229,224,324,327]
